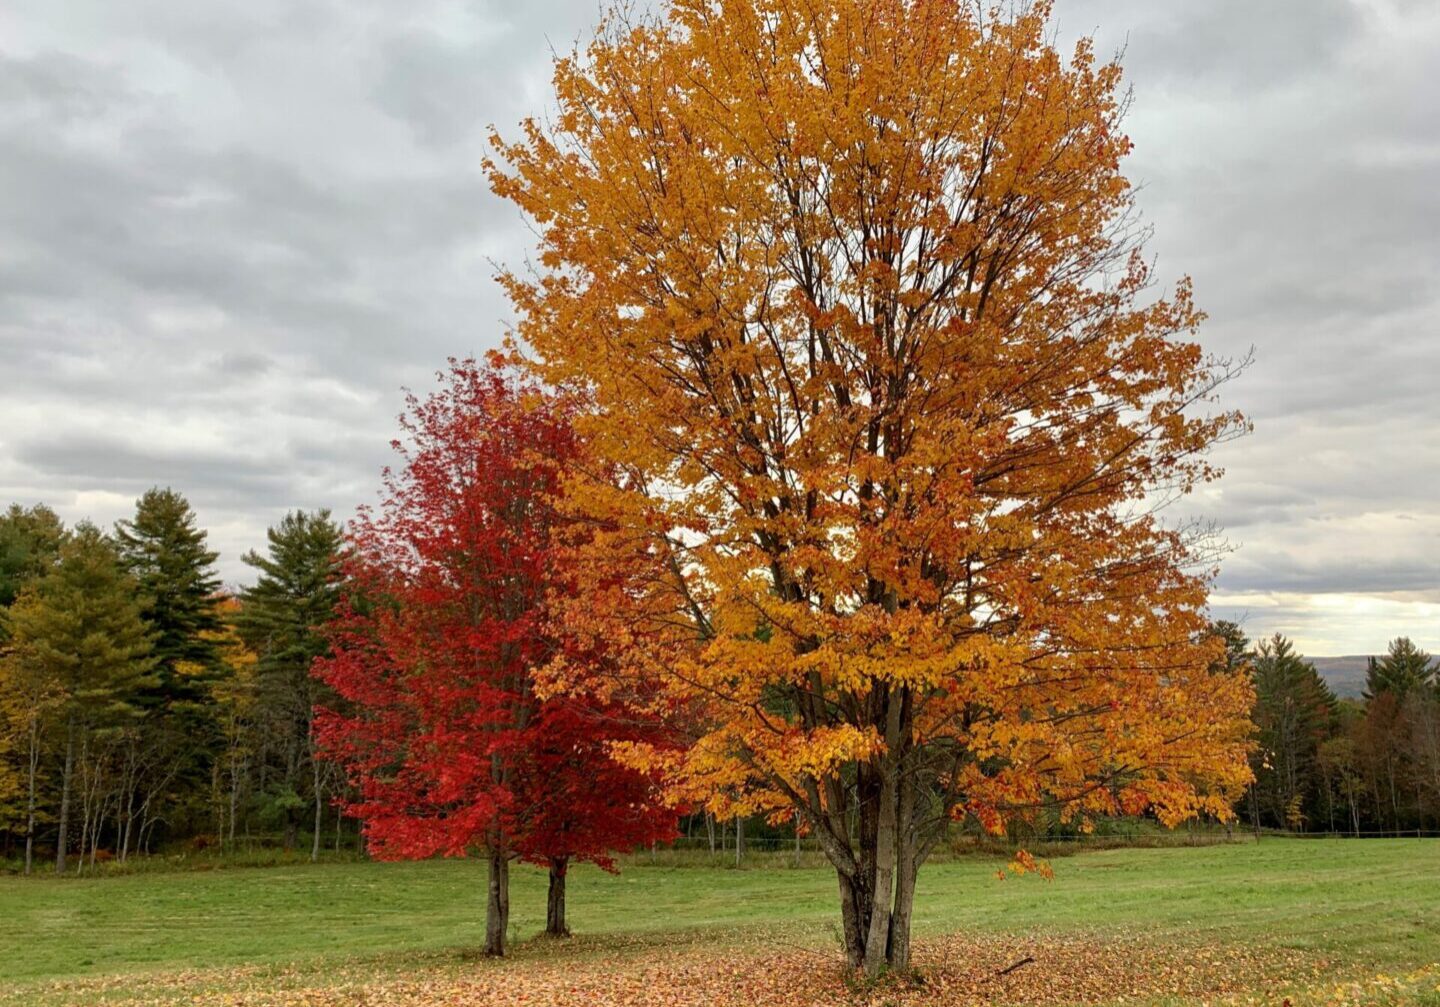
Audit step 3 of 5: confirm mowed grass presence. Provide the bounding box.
[1,839,1436,993]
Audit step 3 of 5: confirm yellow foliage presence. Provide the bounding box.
[498,0,1253,862]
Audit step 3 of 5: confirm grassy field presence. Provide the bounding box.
[2,838,1437,1005]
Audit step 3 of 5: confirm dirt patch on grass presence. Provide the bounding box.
[6,930,1343,1006]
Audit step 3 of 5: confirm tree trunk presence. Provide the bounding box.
[734,815,743,867]
[546,857,570,937]
[485,849,510,956]
[77,735,92,873]
[706,813,716,855]
[889,861,918,972]
[836,870,866,969]
[888,732,918,974]
[120,783,135,862]
[228,759,240,851]
[311,751,323,863]
[24,715,40,876]
[821,687,921,977]
[55,719,75,874]
[859,697,903,976]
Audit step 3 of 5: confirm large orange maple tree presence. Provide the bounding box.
[490,0,1254,974]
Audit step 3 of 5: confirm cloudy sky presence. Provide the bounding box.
[1,1,1436,655]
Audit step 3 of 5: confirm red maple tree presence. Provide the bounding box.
[315,357,676,954]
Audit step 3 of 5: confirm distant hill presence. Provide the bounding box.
[1308,656,1371,699]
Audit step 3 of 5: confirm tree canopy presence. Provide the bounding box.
[115,487,223,698]
[317,359,675,954]
[491,0,1253,973]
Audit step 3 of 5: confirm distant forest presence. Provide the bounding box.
[1214,624,1440,835]
[1,492,1438,874]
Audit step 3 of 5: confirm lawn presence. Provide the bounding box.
[1,838,1437,1005]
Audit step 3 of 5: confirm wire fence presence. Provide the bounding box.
[645,826,1440,865]
[1253,828,1440,840]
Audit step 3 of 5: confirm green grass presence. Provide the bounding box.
[1,838,1436,995]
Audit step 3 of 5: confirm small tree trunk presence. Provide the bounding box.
[89,800,106,869]
[546,857,570,937]
[888,736,918,973]
[836,869,866,969]
[706,813,716,855]
[77,736,92,873]
[120,785,135,862]
[55,719,75,874]
[861,789,898,974]
[734,815,743,867]
[311,752,323,863]
[485,849,510,956]
[858,698,904,977]
[888,857,918,973]
[228,762,240,851]
[24,715,40,876]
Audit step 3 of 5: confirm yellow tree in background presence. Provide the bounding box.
[491,0,1254,973]
[199,596,260,853]
[0,647,63,874]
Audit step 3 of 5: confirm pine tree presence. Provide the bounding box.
[235,510,345,857]
[1249,635,1337,830]
[1365,637,1437,701]
[3,523,156,871]
[113,489,225,850]
[1210,621,1251,675]
[114,488,222,702]
[0,504,66,611]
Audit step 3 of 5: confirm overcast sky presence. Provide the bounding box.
[1,1,1436,655]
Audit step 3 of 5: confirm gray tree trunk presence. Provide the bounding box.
[485,850,510,956]
[24,715,40,875]
[545,857,570,937]
[55,719,75,874]
[814,687,922,977]
[310,750,323,863]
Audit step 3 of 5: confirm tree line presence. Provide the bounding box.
[1217,624,1440,835]
[0,495,347,873]
[7,501,1425,885]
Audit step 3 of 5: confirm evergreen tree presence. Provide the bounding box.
[1209,620,1251,675]
[235,510,345,856]
[1365,637,1437,701]
[114,488,222,698]
[3,523,156,871]
[236,510,344,681]
[0,504,66,611]
[1249,634,1337,829]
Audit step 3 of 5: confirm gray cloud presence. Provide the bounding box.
[1,0,1438,652]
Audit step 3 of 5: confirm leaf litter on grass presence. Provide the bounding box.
[3,929,1364,1007]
